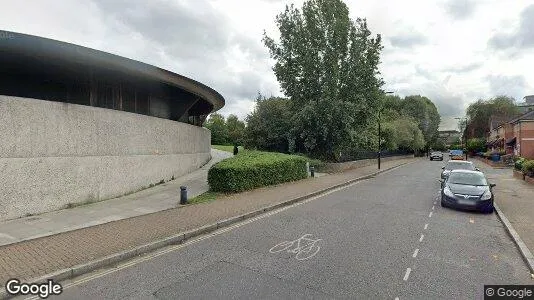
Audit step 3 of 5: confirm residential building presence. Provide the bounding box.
[508,110,534,159]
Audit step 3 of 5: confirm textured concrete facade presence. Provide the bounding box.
[0,96,211,220]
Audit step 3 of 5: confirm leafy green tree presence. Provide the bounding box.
[244,95,293,153]
[263,0,384,160]
[401,95,441,149]
[383,117,425,151]
[466,95,519,138]
[204,113,228,145]
[466,138,486,153]
[226,114,246,145]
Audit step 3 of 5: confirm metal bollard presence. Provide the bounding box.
[180,186,187,205]
[310,166,315,178]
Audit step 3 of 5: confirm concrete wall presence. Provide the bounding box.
[318,155,414,173]
[0,96,211,220]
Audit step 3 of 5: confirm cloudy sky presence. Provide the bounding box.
[2,0,533,130]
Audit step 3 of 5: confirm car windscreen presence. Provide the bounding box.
[431,152,441,155]
[447,172,487,186]
[444,162,474,170]
[450,150,463,155]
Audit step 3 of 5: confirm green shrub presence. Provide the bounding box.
[208,151,308,193]
[515,157,526,171]
[522,160,534,176]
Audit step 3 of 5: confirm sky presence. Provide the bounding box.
[1,0,533,131]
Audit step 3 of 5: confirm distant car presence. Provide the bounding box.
[430,152,443,161]
[450,149,464,160]
[440,169,495,213]
[441,160,479,184]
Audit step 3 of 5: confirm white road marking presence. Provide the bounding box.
[403,268,411,281]
[424,224,428,230]
[24,163,422,296]
[428,211,433,218]
[412,248,419,258]
[432,205,435,210]
[419,234,424,242]
[395,298,399,300]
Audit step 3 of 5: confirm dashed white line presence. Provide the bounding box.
[432,205,435,210]
[419,234,424,242]
[412,248,419,258]
[403,268,412,281]
[424,224,428,230]
[395,297,399,300]
[428,211,433,218]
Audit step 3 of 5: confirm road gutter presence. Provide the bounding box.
[0,159,416,300]
[494,202,534,275]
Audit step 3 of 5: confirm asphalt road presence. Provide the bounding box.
[22,158,532,299]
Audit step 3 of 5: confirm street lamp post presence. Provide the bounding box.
[378,91,395,169]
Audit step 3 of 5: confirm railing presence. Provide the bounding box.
[337,149,412,163]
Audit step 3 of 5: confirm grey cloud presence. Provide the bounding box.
[443,0,477,20]
[389,31,428,48]
[442,62,482,73]
[485,74,529,101]
[88,0,276,116]
[415,65,437,81]
[488,4,534,52]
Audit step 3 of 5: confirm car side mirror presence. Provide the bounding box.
[441,166,445,170]
[439,179,444,183]
[475,168,480,171]
[490,183,496,187]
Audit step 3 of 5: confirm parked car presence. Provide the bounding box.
[430,151,443,161]
[440,169,495,213]
[440,160,479,187]
[450,149,464,160]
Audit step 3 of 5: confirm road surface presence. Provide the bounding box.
[22,158,532,299]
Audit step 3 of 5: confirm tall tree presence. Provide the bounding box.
[401,95,440,148]
[226,114,246,145]
[204,113,228,145]
[244,95,293,153]
[466,95,519,138]
[263,0,384,160]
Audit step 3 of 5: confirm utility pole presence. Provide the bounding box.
[378,91,395,169]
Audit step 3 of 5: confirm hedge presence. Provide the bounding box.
[208,151,308,193]
[522,160,534,176]
[515,157,527,171]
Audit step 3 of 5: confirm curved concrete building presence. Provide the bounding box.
[0,30,224,220]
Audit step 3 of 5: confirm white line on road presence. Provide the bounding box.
[419,234,424,242]
[412,248,419,258]
[432,205,435,210]
[395,298,399,300]
[403,268,411,281]
[424,224,428,230]
[428,211,433,218]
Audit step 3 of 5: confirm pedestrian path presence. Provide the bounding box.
[0,149,232,247]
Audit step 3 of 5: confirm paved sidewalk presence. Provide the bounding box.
[0,158,416,285]
[476,162,534,257]
[0,149,232,247]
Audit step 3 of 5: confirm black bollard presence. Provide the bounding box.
[233,144,239,156]
[310,166,315,178]
[180,186,187,205]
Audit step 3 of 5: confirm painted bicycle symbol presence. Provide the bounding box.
[269,234,322,261]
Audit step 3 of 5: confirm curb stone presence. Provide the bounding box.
[494,202,534,275]
[0,159,415,300]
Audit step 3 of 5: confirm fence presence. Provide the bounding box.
[337,149,413,163]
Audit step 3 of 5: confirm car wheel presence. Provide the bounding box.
[440,196,446,207]
[483,204,494,214]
